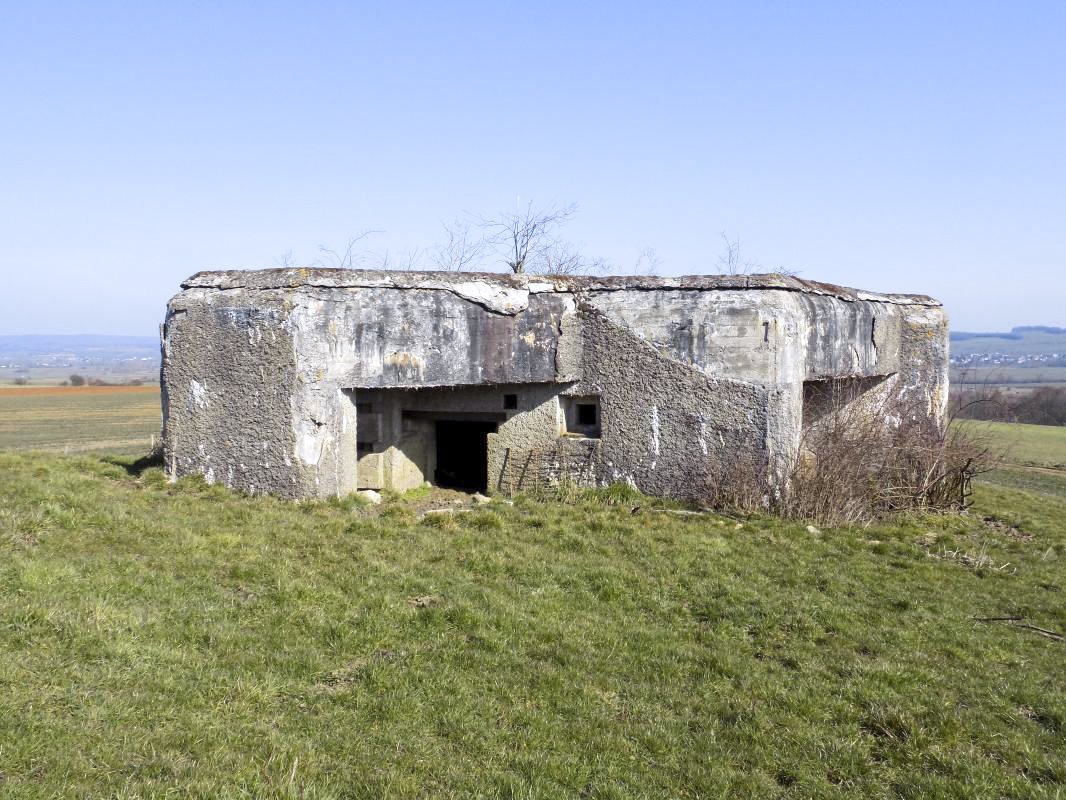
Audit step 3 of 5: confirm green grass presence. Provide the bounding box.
[0,388,161,455]
[1,451,1064,798]
[956,419,1066,498]
[980,465,1066,498]
[964,420,1066,470]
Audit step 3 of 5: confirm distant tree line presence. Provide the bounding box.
[64,374,145,387]
[6,374,152,388]
[1012,326,1066,335]
[952,386,1066,426]
[950,332,1025,342]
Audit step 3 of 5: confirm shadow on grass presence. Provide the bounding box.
[104,447,164,477]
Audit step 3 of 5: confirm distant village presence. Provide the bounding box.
[950,352,1066,367]
[949,326,1066,367]
[0,335,160,385]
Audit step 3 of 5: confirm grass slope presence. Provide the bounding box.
[969,418,1066,499]
[1,452,1063,798]
[966,420,1066,470]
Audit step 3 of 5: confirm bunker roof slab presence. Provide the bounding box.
[183,269,941,308]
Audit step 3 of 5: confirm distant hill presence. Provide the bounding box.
[0,335,159,369]
[950,327,1066,364]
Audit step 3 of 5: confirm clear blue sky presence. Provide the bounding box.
[1,1,1063,335]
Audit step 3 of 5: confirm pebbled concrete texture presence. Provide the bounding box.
[161,287,302,495]
[569,303,772,499]
[161,269,948,501]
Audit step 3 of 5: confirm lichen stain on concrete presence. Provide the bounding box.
[161,269,948,501]
[384,351,426,381]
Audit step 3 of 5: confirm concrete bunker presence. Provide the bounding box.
[341,381,595,494]
[349,385,515,493]
[160,269,948,501]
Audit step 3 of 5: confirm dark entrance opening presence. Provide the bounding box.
[434,420,498,492]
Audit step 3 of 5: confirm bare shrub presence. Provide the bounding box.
[69,374,86,386]
[1011,387,1066,426]
[792,386,994,524]
[708,379,1000,526]
[480,201,577,274]
[950,363,1066,426]
[717,232,760,276]
[312,231,379,269]
[434,219,487,272]
[704,451,771,515]
[433,202,610,276]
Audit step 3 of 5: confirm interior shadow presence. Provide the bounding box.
[434,420,497,492]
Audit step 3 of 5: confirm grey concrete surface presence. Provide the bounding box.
[161,269,948,501]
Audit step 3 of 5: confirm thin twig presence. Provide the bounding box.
[1012,623,1065,642]
[973,616,1065,642]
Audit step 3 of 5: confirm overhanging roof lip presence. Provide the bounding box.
[179,268,941,307]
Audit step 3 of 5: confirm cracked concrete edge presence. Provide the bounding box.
[180,269,942,316]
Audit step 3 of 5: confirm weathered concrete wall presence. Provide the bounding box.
[588,289,790,384]
[589,288,903,384]
[161,288,305,496]
[280,286,578,497]
[584,288,928,494]
[570,305,773,500]
[288,289,576,389]
[896,305,951,428]
[494,437,602,494]
[161,268,947,501]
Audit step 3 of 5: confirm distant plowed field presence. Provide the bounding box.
[0,386,161,455]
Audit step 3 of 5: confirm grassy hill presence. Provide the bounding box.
[1,451,1063,797]
[968,420,1066,470]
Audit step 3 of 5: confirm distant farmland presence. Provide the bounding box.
[0,385,161,456]
[950,364,1066,393]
